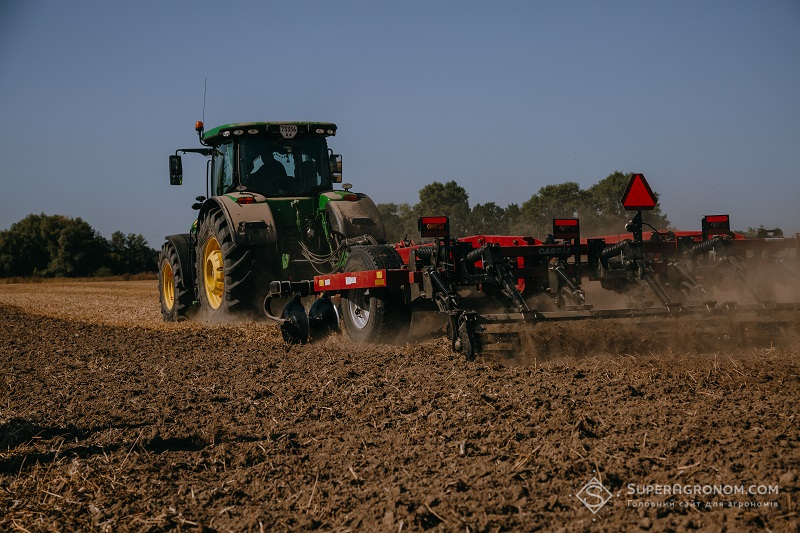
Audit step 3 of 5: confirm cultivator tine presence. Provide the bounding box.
[664,259,709,301]
[550,262,587,308]
[727,256,770,305]
[453,313,542,359]
[464,243,529,312]
[472,329,523,356]
[636,259,681,309]
[598,239,679,309]
[686,235,776,305]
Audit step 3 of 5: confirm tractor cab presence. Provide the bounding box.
[201,122,342,198]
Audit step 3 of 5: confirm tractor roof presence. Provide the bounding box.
[202,122,337,143]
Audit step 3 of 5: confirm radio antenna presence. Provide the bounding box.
[202,77,207,123]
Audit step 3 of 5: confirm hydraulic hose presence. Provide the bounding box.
[600,239,633,259]
[686,235,730,257]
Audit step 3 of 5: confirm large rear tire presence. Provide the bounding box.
[196,209,269,318]
[341,245,411,344]
[159,242,194,321]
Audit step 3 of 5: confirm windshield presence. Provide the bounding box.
[239,136,331,196]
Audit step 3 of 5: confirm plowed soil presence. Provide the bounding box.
[1,280,799,532]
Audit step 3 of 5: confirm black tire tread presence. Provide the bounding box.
[196,210,272,317]
[158,242,194,321]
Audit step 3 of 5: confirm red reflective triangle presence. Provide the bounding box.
[621,173,657,210]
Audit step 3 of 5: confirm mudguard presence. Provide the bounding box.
[198,193,278,246]
[324,193,386,242]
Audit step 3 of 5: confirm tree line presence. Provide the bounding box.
[0,214,157,278]
[377,171,671,243]
[0,172,671,278]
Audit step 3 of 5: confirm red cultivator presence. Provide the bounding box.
[265,175,800,358]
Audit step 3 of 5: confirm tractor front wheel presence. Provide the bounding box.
[341,245,411,344]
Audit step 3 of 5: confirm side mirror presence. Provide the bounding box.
[329,154,342,183]
[169,155,183,185]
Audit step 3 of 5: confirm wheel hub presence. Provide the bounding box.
[162,261,175,311]
[203,237,224,309]
[347,290,370,329]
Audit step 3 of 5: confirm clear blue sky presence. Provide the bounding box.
[1,1,798,245]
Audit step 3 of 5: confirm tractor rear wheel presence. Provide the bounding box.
[196,209,268,318]
[341,245,411,344]
[159,242,194,321]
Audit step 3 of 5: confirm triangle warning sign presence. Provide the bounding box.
[621,173,657,211]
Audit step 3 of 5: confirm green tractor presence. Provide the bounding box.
[159,121,399,337]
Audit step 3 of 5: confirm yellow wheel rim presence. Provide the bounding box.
[203,237,224,309]
[162,261,175,311]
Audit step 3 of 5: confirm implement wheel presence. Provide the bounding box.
[158,242,194,321]
[196,209,268,318]
[341,245,411,344]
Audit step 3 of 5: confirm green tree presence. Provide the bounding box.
[105,231,158,274]
[503,204,525,235]
[415,180,471,236]
[520,182,588,239]
[0,229,23,277]
[124,233,158,274]
[0,213,157,278]
[467,202,509,235]
[48,217,106,276]
[377,202,418,243]
[0,213,77,276]
[0,213,61,276]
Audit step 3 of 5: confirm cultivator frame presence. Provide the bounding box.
[265,175,800,358]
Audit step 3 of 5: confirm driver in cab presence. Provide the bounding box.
[247,149,288,193]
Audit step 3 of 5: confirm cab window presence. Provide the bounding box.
[239,136,331,196]
[212,142,235,195]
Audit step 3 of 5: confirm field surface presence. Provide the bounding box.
[1,280,799,532]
